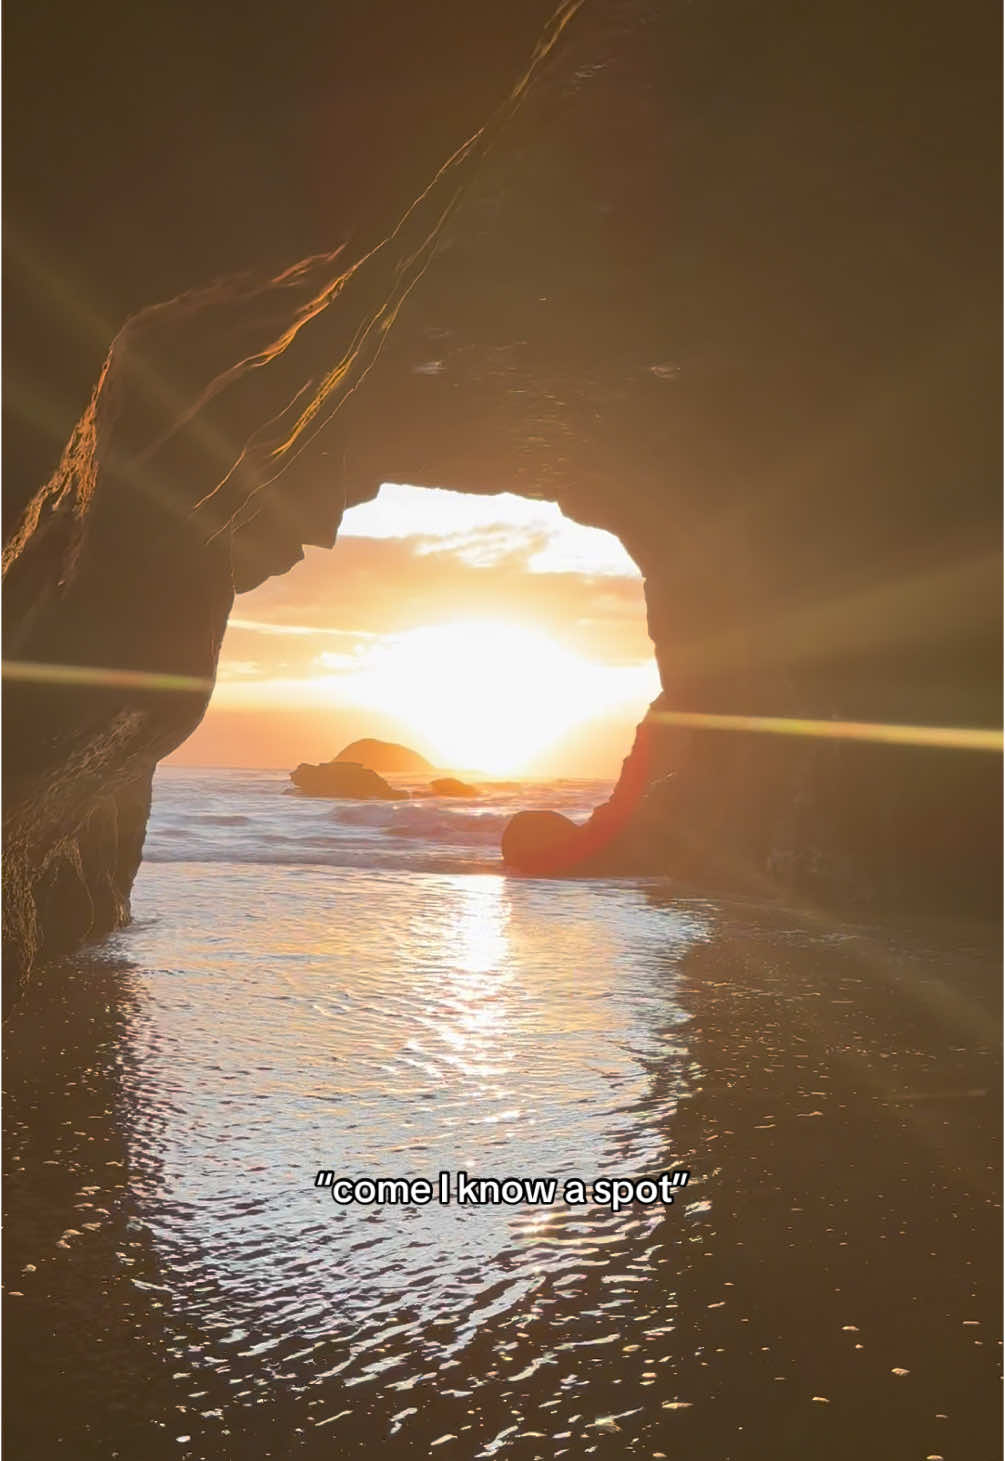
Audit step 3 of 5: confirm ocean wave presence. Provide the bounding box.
[384,806,512,844]
[325,803,398,828]
[141,845,504,875]
[320,801,520,845]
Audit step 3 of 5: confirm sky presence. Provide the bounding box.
[168,484,660,777]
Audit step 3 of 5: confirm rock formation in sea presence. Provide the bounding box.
[429,778,479,798]
[290,761,404,800]
[333,740,436,775]
[501,810,581,875]
[3,0,999,1005]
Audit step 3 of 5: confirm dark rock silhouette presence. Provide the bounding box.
[291,761,403,800]
[502,810,582,875]
[429,778,479,798]
[334,740,435,775]
[3,0,1000,1004]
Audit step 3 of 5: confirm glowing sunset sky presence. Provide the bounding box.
[169,485,660,776]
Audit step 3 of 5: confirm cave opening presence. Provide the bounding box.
[150,481,661,879]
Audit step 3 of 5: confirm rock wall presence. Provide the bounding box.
[4,0,1000,1005]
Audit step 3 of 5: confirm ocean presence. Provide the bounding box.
[142,766,614,875]
[3,767,999,1459]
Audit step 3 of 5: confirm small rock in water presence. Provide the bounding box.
[290,760,402,800]
[501,809,582,873]
[429,777,479,798]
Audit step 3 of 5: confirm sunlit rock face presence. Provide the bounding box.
[3,0,999,1003]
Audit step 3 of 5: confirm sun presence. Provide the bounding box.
[327,620,625,775]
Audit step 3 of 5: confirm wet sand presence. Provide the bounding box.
[3,890,1000,1460]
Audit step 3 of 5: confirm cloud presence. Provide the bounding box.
[228,618,382,641]
[216,658,268,681]
[410,523,554,568]
[316,649,367,670]
[229,535,652,667]
[339,483,641,578]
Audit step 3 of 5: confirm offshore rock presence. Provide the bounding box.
[290,761,403,800]
[429,778,479,798]
[334,740,436,775]
[501,810,583,875]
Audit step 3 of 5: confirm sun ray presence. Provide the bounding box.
[649,709,1002,753]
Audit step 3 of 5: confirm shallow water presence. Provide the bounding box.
[3,771,1000,1458]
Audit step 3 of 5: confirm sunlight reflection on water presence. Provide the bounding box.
[55,857,711,1455]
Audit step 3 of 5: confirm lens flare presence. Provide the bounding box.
[650,709,1001,753]
[2,660,214,694]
